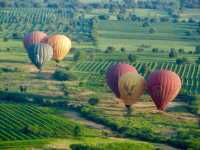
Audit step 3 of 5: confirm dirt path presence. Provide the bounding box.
[61,110,180,150]
[62,110,110,131]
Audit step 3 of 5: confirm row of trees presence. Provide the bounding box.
[1,0,200,9]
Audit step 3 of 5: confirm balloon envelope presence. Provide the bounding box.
[23,31,47,49]
[27,43,53,70]
[119,72,145,106]
[106,63,138,98]
[45,34,71,62]
[147,70,182,110]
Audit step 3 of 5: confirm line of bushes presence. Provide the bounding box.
[70,141,155,150]
[0,67,24,73]
[0,91,69,108]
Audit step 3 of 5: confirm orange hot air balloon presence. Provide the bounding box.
[147,70,182,111]
[119,72,145,107]
[23,31,47,49]
[45,34,71,62]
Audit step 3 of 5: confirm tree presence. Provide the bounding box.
[152,48,159,53]
[73,125,82,137]
[120,47,126,53]
[98,15,109,20]
[169,48,178,58]
[178,48,185,54]
[142,21,150,27]
[149,28,156,34]
[12,33,20,39]
[105,46,115,53]
[53,69,77,81]
[128,53,137,62]
[19,84,28,92]
[195,45,200,54]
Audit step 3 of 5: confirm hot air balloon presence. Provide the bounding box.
[45,34,71,62]
[106,63,138,98]
[23,31,47,49]
[118,72,145,108]
[27,43,53,70]
[147,70,182,111]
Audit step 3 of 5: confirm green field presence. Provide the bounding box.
[72,60,200,94]
[0,1,200,150]
[96,21,200,51]
[0,103,102,141]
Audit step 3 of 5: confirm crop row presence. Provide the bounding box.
[0,103,79,141]
[73,61,200,94]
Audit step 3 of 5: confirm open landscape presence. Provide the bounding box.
[0,0,200,150]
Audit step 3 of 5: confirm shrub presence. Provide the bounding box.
[53,69,77,81]
[73,125,82,137]
[88,97,100,106]
[128,53,137,62]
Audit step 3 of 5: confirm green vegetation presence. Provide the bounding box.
[77,104,200,149]
[53,69,77,81]
[0,103,101,141]
[72,60,200,94]
[96,21,200,51]
[71,141,155,150]
[0,0,200,149]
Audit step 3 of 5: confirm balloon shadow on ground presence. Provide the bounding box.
[0,59,27,64]
[165,104,189,113]
[31,72,53,80]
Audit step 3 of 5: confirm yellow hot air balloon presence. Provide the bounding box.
[45,34,71,62]
[118,72,145,107]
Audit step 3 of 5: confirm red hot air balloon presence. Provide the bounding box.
[147,70,182,111]
[106,63,138,98]
[23,31,47,49]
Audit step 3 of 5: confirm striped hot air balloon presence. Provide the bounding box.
[23,31,47,49]
[118,72,145,107]
[27,43,53,70]
[45,34,71,62]
[106,63,138,98]
[147,70,182,111]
